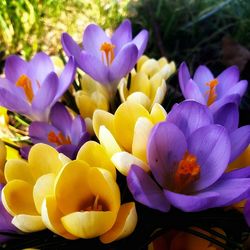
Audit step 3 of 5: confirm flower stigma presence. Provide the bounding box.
[85,195,104,211]
[174,152,200,193]
[100,42,115,66]
[16,74,34,103]
[47,131,71,146]
[205,79,219,106]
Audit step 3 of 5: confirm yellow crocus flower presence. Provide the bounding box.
[93,100,167,175]
[119,55,176,110]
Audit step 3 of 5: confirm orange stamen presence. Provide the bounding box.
[47,131,71,146]
[85,195,103,211]
[16,74,34,103]
[100,42,115,66]
[205,79,219,106]
[174,152,200,193]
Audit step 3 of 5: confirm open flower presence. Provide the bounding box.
[62,19,148,95]
[127,101,250,212]
[0,52,76,121]
[29,102,89,159]
[93,100,167,175]
[119,55,176,110]
[178,62,248,113]
[41,140,137,243]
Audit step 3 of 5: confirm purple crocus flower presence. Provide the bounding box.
[62,19,148,94]
[127,101,250,212]
[29,102,89,159]
[178,62,248,114]
[0,52,76,121]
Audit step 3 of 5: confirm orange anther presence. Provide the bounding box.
[100,42,115,66]
[16,75,34,103]
[47,131,71,146]
[205,79,219,106]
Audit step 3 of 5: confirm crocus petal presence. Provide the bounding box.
[183,79,206,104]
[127,165,170,212]
[78,51,109,84]
[127,92,151,110]
[83,24,110,59]
[12,214,45,232]
[188,125,231,192]
[167,100,212,138]
[112,151,149,176]
[147,122,187,188]
[4,55,28,83]
[223,80,248,98]
[50,102,72,136]
[70,116,86,144]
[61,32,82,59]
[178,62,191,94]
[193,65,214,94]
[109,43,138,83]
[216,66,239,97]
[27,52,54,85]
[150,103,167,123]
[77,141,116,179]
[222,166,250,179]
[55,56,76,101]
[244,199,250,226]
[164,189,218,212]
[229,125,250,163]
[0,88,30,114]
[100,202,137,243]
[131,29,149,59]
[32,72,59,114]
[0,140,6,173]
[57,145,76,160]
[28,144,62,180]
[111,19,132,55]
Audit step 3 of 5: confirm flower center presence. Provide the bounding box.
[16,74,34,103]
[47,131,71,146]
[174,152,200,193]
[205,78,219,106]
[100,42,115,66]
[85,195,103,211]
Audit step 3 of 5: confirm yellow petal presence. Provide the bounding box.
[58,153,71,166]
[158,57,168,67]
[84,117,94,136]
[55,160,92,214]
[33,173,56,214]
[75,91,96,118]
[129,72,150,97]
[132,117,154,162]
[151,79,167,107]
[61,211,115,238]
[41,196,77,239]
[12,214,45,232]
[92,110,115,139]
[77,141,116,179]
[111,152,149,176]
[0,140,6,171]
[2,180,38,216]
[118,78,128,102]
[28,143,62,180]
[140,59,159,77]
[150,74,163,99]
[114,101,151,151]
[4,159,34,184]
[150,103,167,124]
[137,55,149,71]
[6,145,20,160]
[100,202,137,244]
[99,126,122,158]
[127,92,151,110]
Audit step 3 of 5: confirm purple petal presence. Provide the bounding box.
[29,122,57,146]
[167,100,212,138]
[50,102,72,135]
[193,65,214,94]
[111,19,132,55]
[57,144,76,159]
[74,132,90,154]
[19,145,31,160]
[54,56,76,101]
[83,24,110,60]
[4,55,28,83]
[127,165,170,212]
[213,103,239,133]
[131,29,149,59]
[188,125,231,192]
[204,178,250,207]
[183,79,206,104]
[223,80,248,98]
[32,72,59,113]
[61,32,82,60]
[216,66,239,97]
[70,115,86,144]
[164,189,218,212]
[222,166,250,179]
[78,51,109,84]
[0,88,30,114]
[147,122,187,188]
[0,78,25,99]
[109,43,138,83]
[244,199,250,227]
[229,125,250,163]
[178,62,191,94]
[27,52,54,86]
